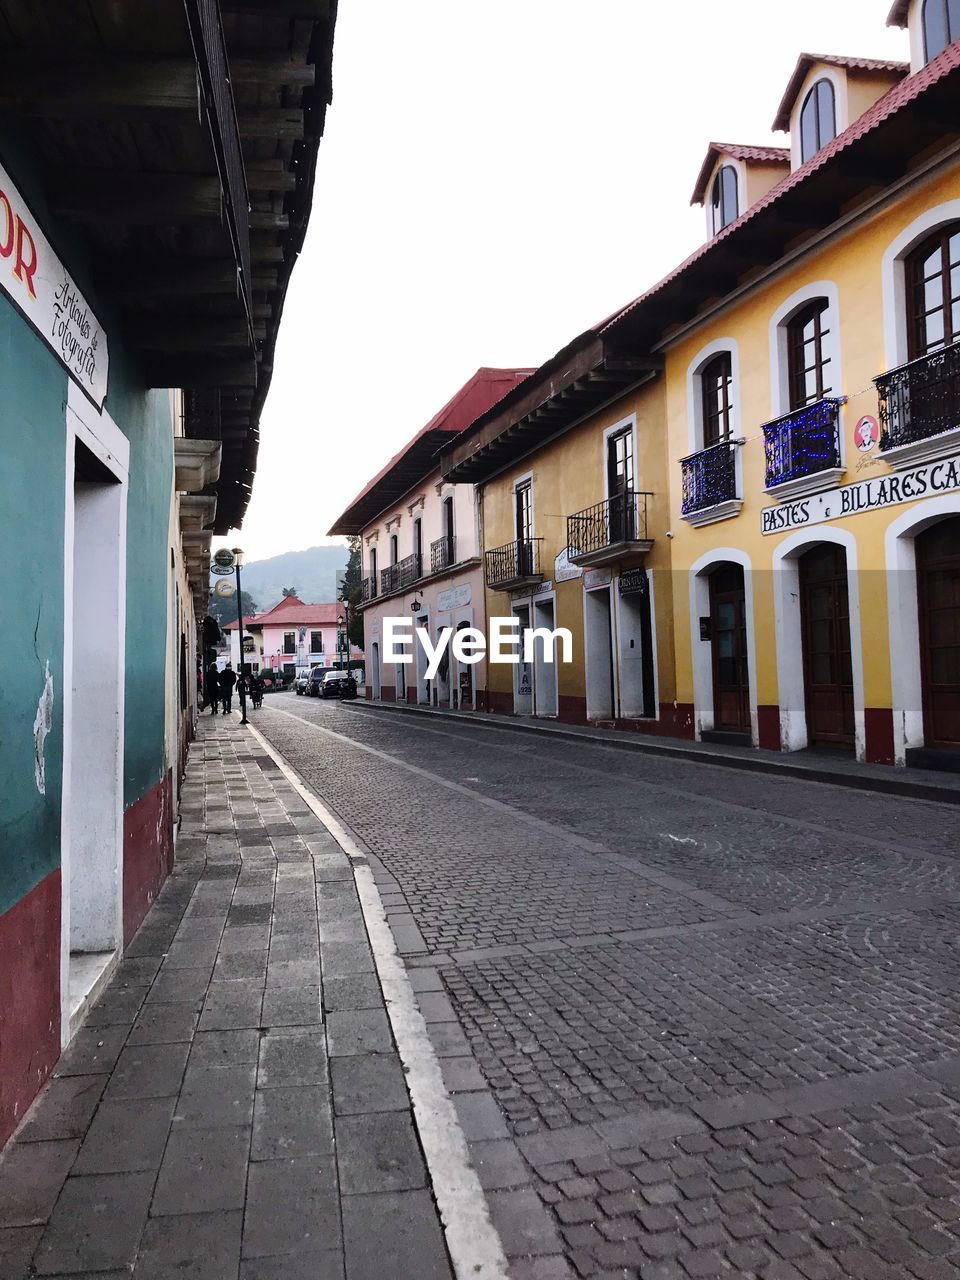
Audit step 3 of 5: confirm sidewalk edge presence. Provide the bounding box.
[244,719,510,1280]
[345,699,960,807]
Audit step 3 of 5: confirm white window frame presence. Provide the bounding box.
[768,280,843,420]
[881,198,960,370]
[602,413,638,500]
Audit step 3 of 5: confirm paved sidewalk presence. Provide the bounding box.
[356,697,960,804]
[0,718,453,1280]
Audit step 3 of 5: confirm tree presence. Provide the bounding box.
[339,536,364,647]
[281,586,298,598]
[207,587,258,627]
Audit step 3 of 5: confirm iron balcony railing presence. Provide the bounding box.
[762,398,843,488]
[875,340,960,451]
[361,576,377,603]
[680,441,739,514]
[485,538,542,588]
[567,490,651,556]
[185,0,252,324]
[430,535,456,573]
[380,553,421,597]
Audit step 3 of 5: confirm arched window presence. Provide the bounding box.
[710,165,739,236]
[799,79,836,164]
[922,0,960,63]
[701,353,734,446]
[787,300,833,408]
[389,533,398,565]
[906,222,960,357]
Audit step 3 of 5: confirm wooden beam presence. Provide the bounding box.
[109,261,242,301]
[249,211,290,231]
[230,58,315,88]
[0,57,198,117]
[251,245,285,263]
[238,109,305,140]
[133,318,254,352]
[53,174,222,225]
[223,0,331,15]
[246,167,297,193]
[143,357,258,390]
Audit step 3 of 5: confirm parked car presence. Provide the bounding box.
[321,670,357,699]
[307,667,327,697]
[294,668,312,695]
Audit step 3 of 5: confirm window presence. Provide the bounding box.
[283,631,296,655]
[389,533,398,565]
[701,354,734,446]
[787,301,833,408]
[310,630,323,653]
[443,495,455,557]
[515,481,532,543]
[710,165,739,236]
[606,427,634,495]
[369,547,377,590]
[922,0,960,63]
[799,79,836,165]
[413,517,423,576]
[906,223,960,357]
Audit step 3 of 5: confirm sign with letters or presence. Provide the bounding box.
[618,568,648,598]
[554,547,583,582]
[0,159,108,407]
[437,582,471,611]
[583,567,612,592]
[760,456,960,535]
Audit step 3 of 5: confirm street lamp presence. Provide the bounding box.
[232,547,249,724]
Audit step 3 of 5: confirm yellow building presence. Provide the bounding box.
[442,7,960,770]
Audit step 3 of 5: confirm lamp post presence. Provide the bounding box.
[232,547,249,724]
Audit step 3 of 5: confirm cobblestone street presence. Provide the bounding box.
[254,694,960,1280]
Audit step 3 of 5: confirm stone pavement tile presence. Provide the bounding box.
[0,1226,42,1280]
[318,917,368,944]
[335,1112,427,1194]
[0,1141,79,1227]
[190,1029,261,1068]
[406,966,445,993]
[240,1250,344,1280]
[416,991,458,1023]
[161,938,222,970]
[470,1138,531,1191]
[330,1053,409,1115]
[326,1009,393,1056]
[175,1064,256,1128]
[217,926,271,956]
[257,1030,327,1088]
[320,942,375,975]
[32,1171,153,1275]
[16,1074,108,1141]
[148,964,214,1005]
[423,1022,472,1057]
[261,984,322,1027]
[251,1085,334,1159]
[242,1157,340,1259]
[104,1042,190,1100]
[54,1025,128,1077]
[488,1188,565,1257]
[440,1056,487,1093]
[113,956,163,987]
[264,958,320,988]
[214,951,270,982]
[198,980,264,1030]
[127,1001,199,1045]
[321,973,383,1011]
[509,1259,577,1280]
[152,1125,250,1215]
[73,1097,174,1174]
[454,1091,511,1141]
[341,1189,452,1280]
[136,1209,242,1280]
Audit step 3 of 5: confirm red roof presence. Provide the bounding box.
[690,142,790,205]
[773,52,909,131]
[328,367,534,534]
[224,595,345,629]
[600,41,960,339]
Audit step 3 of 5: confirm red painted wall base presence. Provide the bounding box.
[757,704,782,752]
[865,708,895,765]
[0,871,61,1149]
[123,770,173,945]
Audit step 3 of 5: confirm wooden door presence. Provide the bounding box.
[917,518,960,750]
[799,545,855,747]
[709,565,750,733]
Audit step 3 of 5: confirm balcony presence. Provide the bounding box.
[680,441,742,527]
[762,398,844,499]
[485,539,543,592]
[567,491,654,567]
[430,535,456,574]
[875,341,960,470]
[380,554,422,597]
[361,576,377,603]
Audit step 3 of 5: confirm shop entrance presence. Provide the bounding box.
[917,516,960,750]
[799,544,855,748]
[709,564,750,735]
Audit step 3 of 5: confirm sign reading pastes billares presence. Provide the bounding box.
[761,456,960,535]
[0,160,108,407]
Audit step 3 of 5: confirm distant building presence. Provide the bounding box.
[224,596,350,679]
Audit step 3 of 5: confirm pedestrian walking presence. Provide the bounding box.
[220,662,238,713]
[206,663,220,715]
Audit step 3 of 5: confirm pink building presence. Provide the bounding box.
[224,595,351,677]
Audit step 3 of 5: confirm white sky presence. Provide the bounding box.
[232,0,908,562]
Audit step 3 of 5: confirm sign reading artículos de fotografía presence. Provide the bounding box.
[761,456,960,535]
[0,160,108,407]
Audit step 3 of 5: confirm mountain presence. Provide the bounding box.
[215,544,350,612]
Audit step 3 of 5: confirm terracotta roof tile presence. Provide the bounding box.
[773,51,909,131]
[691,142,791,205]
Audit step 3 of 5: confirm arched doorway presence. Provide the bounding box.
[917,516,960,751]
[798,544,854,748]
[708,564,750,735]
